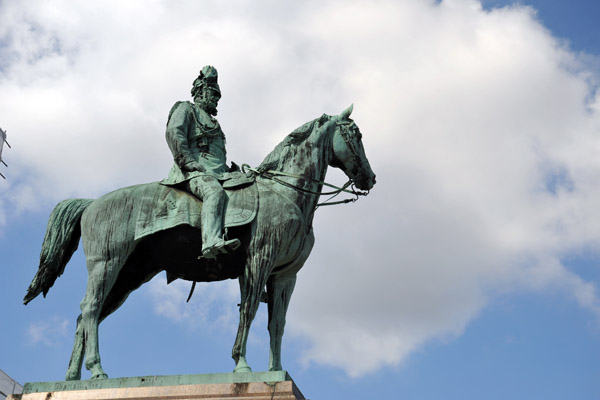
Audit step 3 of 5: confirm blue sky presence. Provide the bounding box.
[483,0,600,54]
[1,1,600,398]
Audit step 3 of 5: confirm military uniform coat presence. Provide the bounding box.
[161,101,228,185]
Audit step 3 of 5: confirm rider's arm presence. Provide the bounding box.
[165,102,203,172]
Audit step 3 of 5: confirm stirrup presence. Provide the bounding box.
[200,238,241,260]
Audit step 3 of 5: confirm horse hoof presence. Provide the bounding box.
[91,373,108,380]
[233,359,252,373]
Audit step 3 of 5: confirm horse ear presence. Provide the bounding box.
[339,104,354,121]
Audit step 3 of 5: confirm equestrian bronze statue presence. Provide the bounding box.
[23,66,376,380]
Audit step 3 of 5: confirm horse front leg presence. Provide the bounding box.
[266,275,296,371]
[266,229,313,371]
[232,257,272,373]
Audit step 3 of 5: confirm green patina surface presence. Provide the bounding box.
[23,65,376,381]
[23,371,292,393]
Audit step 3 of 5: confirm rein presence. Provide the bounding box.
[241,164,369,208]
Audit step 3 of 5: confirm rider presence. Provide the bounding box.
[161,65,241,259]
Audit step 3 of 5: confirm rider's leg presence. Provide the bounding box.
[188,176,240,258]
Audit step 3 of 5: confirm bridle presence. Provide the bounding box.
[240,122,370,209]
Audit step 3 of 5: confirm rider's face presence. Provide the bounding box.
[203,88,220,113]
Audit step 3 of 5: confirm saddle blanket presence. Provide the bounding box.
[134,181,258,241]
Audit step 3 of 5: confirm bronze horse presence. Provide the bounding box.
[24,105,376,380]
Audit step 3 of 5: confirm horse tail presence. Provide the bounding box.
[24,198,94,305]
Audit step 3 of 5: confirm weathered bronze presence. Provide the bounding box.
[23,67,376,381]
[162,66,241,260]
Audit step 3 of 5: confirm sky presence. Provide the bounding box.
[1,0,600,398]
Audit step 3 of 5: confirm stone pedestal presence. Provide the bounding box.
[7,371,306,400]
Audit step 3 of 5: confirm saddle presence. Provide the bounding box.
[134,173,257,241]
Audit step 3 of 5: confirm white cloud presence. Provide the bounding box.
[2,0,600,377]
[27,316,69,346]
[146,276,240,335]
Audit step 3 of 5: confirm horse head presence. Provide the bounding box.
[330,104,376,191]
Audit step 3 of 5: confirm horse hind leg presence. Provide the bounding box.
[66,309,115,380]
[79,256,124,379]
[65,314,84,380]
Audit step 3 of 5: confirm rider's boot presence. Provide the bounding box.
[201,237,241,260]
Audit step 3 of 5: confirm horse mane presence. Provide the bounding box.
[259,114,329,171]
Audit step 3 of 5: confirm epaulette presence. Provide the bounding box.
[166,101,192,126]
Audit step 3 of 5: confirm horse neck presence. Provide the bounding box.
[261,121,333,219]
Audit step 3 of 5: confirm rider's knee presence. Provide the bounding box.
[189,176,224,200]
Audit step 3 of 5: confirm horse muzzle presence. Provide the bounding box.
[354,172,376,191]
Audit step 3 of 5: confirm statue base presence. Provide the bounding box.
[8,371,306,400]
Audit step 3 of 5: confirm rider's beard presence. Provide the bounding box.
[197,99,218,116]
